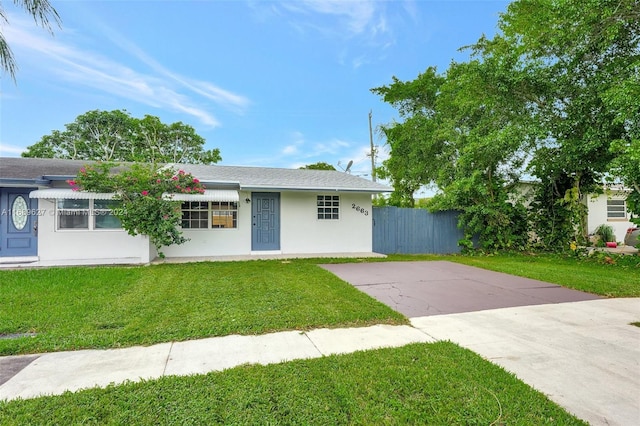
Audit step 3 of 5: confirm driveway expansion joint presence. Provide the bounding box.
[301,331,324,356]
[162,342,174,376]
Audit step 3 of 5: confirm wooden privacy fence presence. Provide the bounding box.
[372,207,463,254]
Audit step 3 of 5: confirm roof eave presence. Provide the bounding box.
[42,175,75,181]
[239,185,392,193]
[199,180,241,189]
[0,178,52,186]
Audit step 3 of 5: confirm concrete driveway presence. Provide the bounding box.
[321,261,640,426]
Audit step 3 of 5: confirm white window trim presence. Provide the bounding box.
[180,201,209,230]
[606,198,627,221]
[55,199,123,231]
[317,195,340,220]
[180,201,239,230]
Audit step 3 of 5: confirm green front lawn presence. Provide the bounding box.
[446,252,640,297]
[2,253,628,424]
[2,252,639,356]
[0,261,405,356]
[0,342,586,425]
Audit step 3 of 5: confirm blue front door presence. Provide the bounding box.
[251,192,280,251]
[0,188,38,257]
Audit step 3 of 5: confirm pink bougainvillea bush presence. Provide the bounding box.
[69,162,206,257]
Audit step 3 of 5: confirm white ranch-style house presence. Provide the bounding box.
[0,157,391,266]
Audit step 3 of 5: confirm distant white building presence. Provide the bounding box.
[513,181,636,243]
[586,184,635,243]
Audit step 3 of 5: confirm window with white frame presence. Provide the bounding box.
[181,201,209,229]
[56,199,122,230]
[607,199,626,219]
[57,199,89,229]
[181,201,238,229]
[211,201,238,228]
[317,195,339,220]
[94,200,123,229]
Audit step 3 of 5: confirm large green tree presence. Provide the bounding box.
[299,162,336,171]
[373,0,639,250]
[23,109,222,164]
[371,67,444,207]
[1,0,60,80]
[373,54,534,249]
[496,0,639,246]
[429,54,535,250]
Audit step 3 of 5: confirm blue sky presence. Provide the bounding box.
[1,0,508,178]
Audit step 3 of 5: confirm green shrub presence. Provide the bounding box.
[594,224,616,243]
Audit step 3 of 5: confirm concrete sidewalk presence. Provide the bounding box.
[0,324,434,401]
[411,298,640,426]
[1,298,638,426]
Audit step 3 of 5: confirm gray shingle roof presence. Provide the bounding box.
[0,157,93,180]
[177,163,390,192]
[0,157,391,193]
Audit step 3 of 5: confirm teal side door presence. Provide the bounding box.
[251,192,280,251]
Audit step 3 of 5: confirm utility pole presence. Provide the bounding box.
[368,110,376,182]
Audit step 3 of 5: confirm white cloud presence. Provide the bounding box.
[242,124,386,171]
[282,144,299,155]
[245,131,356,168]
[276,0,381,38]
[257,0,407,67]
[286,136,352,166]
[286,0,377,35]
[351,54,368,69]
[3,15,249,127]
[281,131,305,155]
[96,26,251,114]
[0,143,26,157]
[312,138,350,155]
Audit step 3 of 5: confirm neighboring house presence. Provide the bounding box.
[0,157,391,266]
[514,181,635,243]
[586,185,636,243]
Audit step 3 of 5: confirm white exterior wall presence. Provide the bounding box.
[162,190,375,257]
[36,198,153,264]
[587,193,635,242]
[35,190,376,264]
[280,192,373,253]
[160,191,253,257]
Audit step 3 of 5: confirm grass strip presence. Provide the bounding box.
[0,342,586,425]
[444,252,640,297]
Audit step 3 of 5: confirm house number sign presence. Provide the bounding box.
[351,203,369,216]
[11,196,29,230]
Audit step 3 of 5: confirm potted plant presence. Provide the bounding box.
[594,224,617,248]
